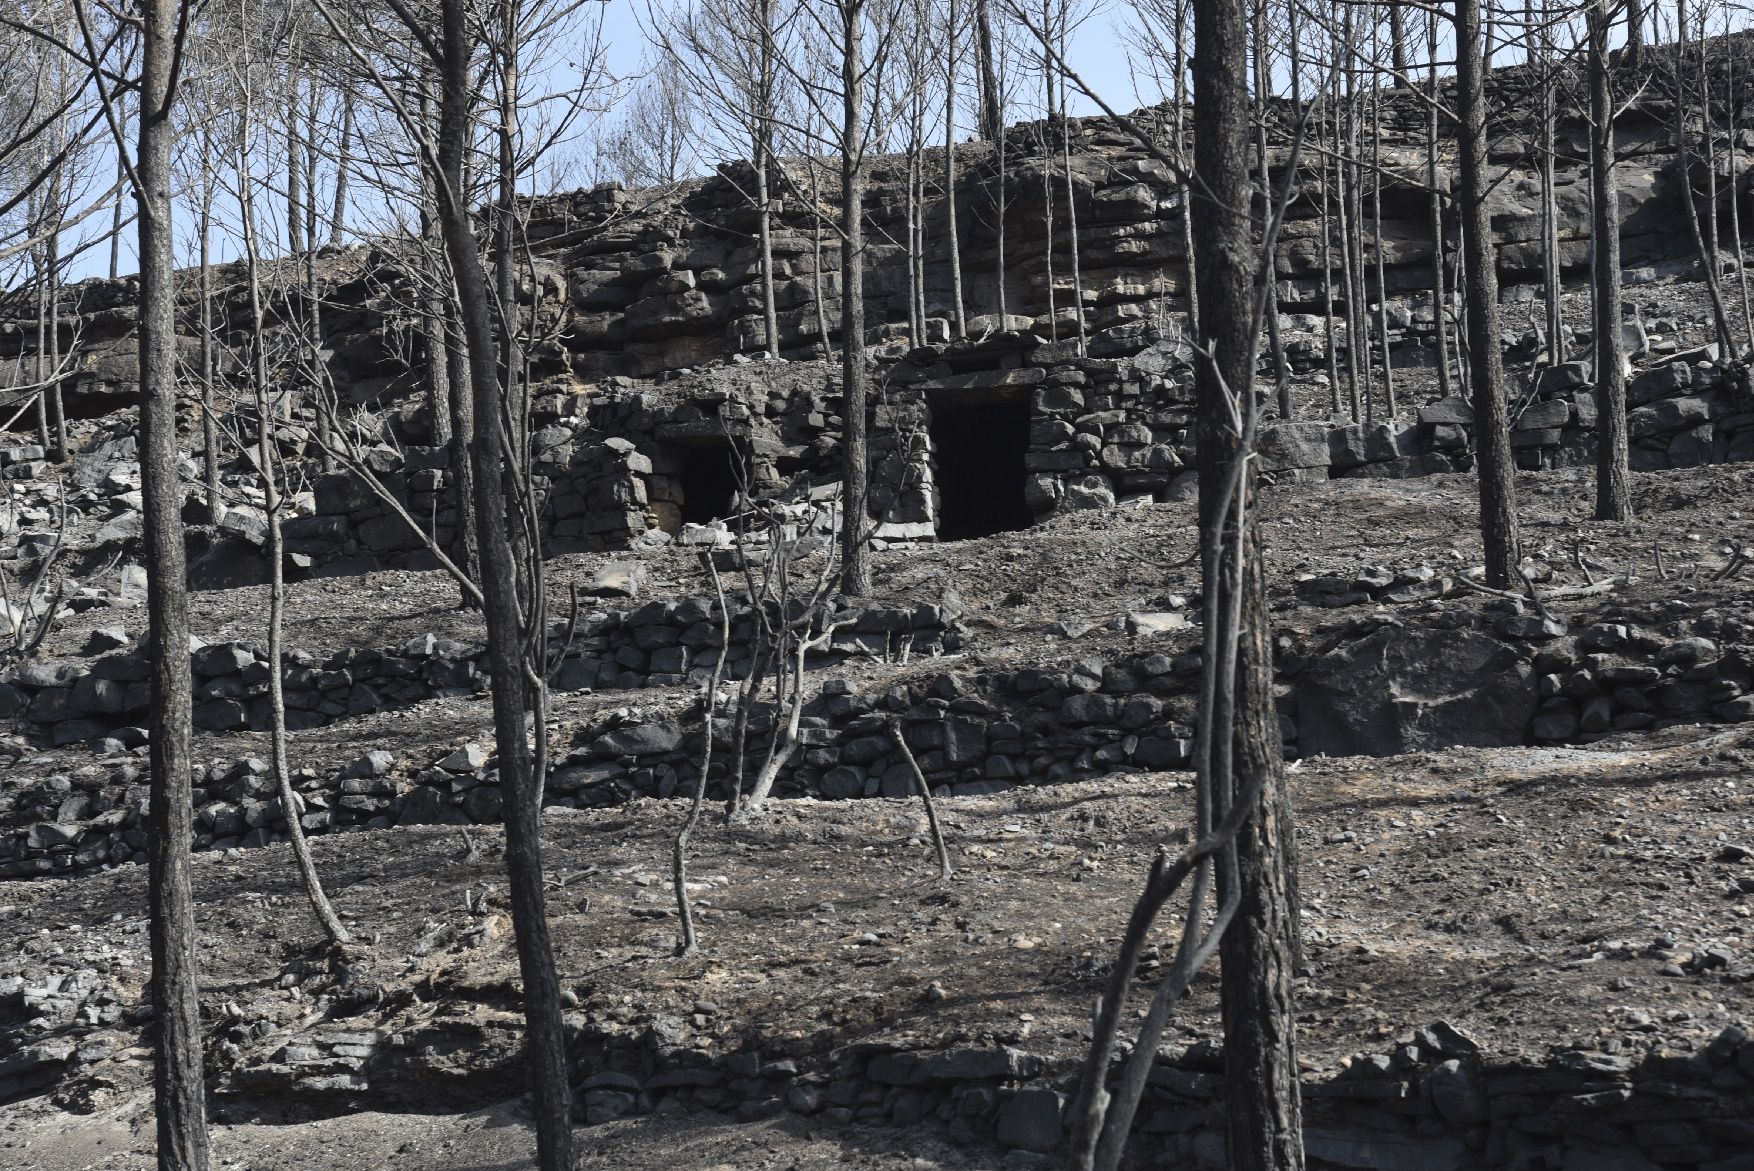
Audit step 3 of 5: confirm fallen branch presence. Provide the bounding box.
[1516,567,1557,623]
[1571,537,1595,586]
[1454,573,1630,606]
[1713,542,1747,582]
[888,718,952,881]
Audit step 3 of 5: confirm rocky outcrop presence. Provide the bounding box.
[1296,627,1539,757]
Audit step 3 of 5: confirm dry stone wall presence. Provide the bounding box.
[0,596,956,749]
[11,602,1754,875]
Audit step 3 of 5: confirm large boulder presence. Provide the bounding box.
[1257,422,1334,471]
[1295,627,1537,757]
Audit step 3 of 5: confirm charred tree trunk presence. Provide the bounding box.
[1191,0,1305,1165]
[1174,0,1198,328]
[1728,42,1754,344]
[1536,0,1564,364]
[1060,72,1087,352]
[839,0,872,596]
[755,0,782,359]
[139,1,211,1167]
[493,6,526,467]
[945,0,969,338]
[974,0,1002,141]
[756,147,781,357]
[421,83,479,590]
[197,166,223,525]
[1390,3,1410,78]
[286,90,305,261]
[330,94,353,247]
[1669,4,1735,357]
[1589,0,1632,522]
[421,207,455,449]
[1456,0,1523,588]
[1252,0,1288,418]
[1370,21,1395,417]
[1427,11,1453,400]
[434,1,574,1165]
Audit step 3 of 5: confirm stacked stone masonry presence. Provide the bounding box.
[8,600,1754,877]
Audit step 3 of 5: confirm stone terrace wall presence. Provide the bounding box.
[10,601,1754,876]
[157,986,1754,1171]
[0,597,955,749]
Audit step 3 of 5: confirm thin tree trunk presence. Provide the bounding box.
[1727,35,1754,344]
[945,0,969,338]
[1060,70,1087,353]
[756,149,781,358]
[1589,0,1633,522]
[1345,38,1370,421]
[286,86,305,260]
[1674,14,1735,356]
[1457,0,1524,588]
[422,82,478,589]
[1701,15,1726,324]
[996,111,1010,321]
[46,233,66,462]
[1537,0,1564,363]
[1040,107,1057,341]
[839,0,872,596]
[1320,98,1342,413]
[110,144,124,280]
[975,0,1002,140]
[237,139,351,946]
[139,1,211,1166]
[422,197,455,448]
[674,556,731,953]
[1253,0,1289,418]
[756,0,781,359]
[41,126,68,463]
[1334,31,1363,420]
[443,295,481,587]
[1428,10,1453,400]
[1174,0,1199,328]
[199,171,222,524]
[330,94,353,247]
[32,195,50,455]
[435,1,573,1164]
[908,143,924,341]
[890,720,952,879]
[1370,17,1395,417]
[1389,3,1409,78]
[495,7,526,466]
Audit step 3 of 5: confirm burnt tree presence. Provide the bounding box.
[1589,0,1632,522]
[1191,0,1304,1163]
[1455,0,1523,588]
[137,0,212,1166]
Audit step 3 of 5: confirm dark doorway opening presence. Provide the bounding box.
[931,398,1033,540]
[678,444,743,525]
